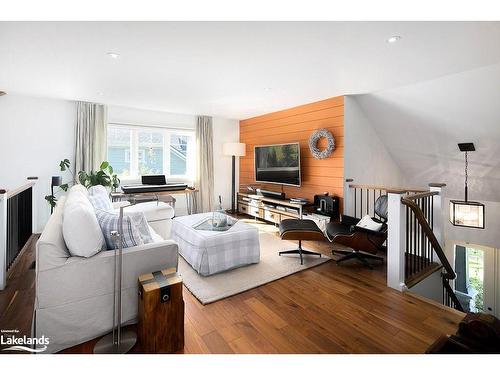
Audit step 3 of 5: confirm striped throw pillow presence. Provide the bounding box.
[95,210,144,250]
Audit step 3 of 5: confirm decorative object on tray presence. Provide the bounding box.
[308,128,335,159]
[212,195,228,226]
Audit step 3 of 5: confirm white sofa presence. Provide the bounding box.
[33,192,179,353]
[118,200,175,240]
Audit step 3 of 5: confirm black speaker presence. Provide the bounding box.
[313,194,339,219]
[256,188,286,200]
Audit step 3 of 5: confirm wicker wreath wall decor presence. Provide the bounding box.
[308,128,335,159]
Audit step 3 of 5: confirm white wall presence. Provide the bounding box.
[409,271,443,304]
[0,94,75,231]
[343,96,406,188]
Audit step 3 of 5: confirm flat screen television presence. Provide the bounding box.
[254,143,301,187]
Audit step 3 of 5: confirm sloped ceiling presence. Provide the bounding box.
[354,63,500,202]
[1,21,500,118]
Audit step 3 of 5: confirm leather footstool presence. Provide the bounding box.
[278,219,324,264]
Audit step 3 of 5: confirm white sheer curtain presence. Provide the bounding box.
[195,116,214,213]
[75,101,107,173]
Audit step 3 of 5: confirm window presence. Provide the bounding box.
[107,124,195,181]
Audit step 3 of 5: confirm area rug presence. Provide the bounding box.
[178,222,331,304]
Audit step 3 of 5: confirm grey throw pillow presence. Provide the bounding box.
[95,210,145,250]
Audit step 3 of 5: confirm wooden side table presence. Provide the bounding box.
[138,268,184,353]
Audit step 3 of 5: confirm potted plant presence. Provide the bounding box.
[45,159,120,209]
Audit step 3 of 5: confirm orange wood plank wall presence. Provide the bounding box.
[239,96,344,207]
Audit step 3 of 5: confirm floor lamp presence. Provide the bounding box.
[94,195,159,354]
[223,142,246,214]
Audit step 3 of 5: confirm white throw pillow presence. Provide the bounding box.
[63,190,106,257]
[355,214,383,232]
[88,185,114,212]
[69,183,89,197]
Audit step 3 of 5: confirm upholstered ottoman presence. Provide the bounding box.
[278,219,324,264]
[171,213,260,276]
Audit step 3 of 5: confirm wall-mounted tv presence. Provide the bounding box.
[254,143,301,187]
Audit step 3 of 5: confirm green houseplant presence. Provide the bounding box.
[45,159,120,209]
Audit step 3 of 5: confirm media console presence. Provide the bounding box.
[237,192,305,224]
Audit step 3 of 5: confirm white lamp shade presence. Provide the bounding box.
[223,142,246,157]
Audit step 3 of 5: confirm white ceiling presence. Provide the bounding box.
[355,63,500,202]
[1,21,500,119]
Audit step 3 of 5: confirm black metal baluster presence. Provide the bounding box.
[354,188,357,217]
[405,206,409,278]
[360,188,363,219]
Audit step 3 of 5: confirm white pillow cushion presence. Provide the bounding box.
[69,183,89,197]
[355,214,383,232]
[88,185,113,212]
[62,190,106,257]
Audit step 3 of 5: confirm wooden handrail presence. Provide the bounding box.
[6,182,36,199]
[403,191,439,201]
[442,276,464,312]
[348,183,426,193]
[401,196,455,279]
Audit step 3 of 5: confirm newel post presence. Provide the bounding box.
[27,176,38,233]
[387,189,407,291]
[0,189,7,290]
[429,183,446,263]
[344,178,353,215]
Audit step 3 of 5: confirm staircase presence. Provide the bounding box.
[344,181,464,312]
[400,191,463,311]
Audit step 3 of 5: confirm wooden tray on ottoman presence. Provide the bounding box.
[138,268,184,353]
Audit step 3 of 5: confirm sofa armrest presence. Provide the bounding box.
[36,240,179,309]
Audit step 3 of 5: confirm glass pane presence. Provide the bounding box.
[170,134,189,175]
[107,127,131,177]
[454,245,485,313]
[138,131,164,176]
[467,247,484,312]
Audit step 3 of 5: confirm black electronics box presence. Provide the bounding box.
[256,188,286,200]
[313,194,339,220]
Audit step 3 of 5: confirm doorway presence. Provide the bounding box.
[453,243,496,315]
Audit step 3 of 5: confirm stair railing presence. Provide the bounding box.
[387,183,463,311]
[0,177,37,290]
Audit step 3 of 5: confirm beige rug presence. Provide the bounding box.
[178,220,331,304]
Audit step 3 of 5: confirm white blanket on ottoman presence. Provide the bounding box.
[172,213,260,276]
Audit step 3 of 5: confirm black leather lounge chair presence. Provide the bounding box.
[326,195,388,269]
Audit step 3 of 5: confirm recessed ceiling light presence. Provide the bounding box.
[106,52,120,59]
[97,92,104,96]
[386,36,401,44]
[264,87,273,91]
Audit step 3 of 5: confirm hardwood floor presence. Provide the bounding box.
[0,225,465,354]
